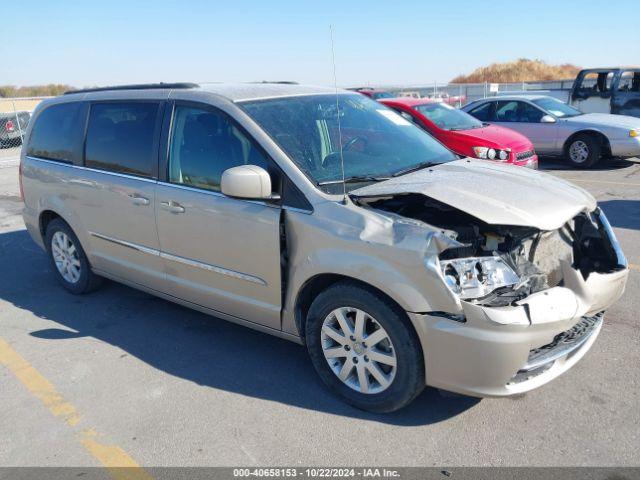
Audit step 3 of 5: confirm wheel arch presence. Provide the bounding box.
[39,209,63,238]
[38,208,91,257]
[294,273,413,341]
[563,129,612,157]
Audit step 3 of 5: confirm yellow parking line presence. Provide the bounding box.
[561,178,640,187]
[0,337,152,480]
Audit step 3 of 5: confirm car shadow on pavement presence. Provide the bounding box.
[598,200,640,231]
[538,156,639,171]
[0,228,480,426]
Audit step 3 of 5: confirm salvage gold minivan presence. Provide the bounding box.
[21,83,628,412]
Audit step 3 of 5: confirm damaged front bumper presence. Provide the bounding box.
[408,264,627,397]
[409,206,629,397]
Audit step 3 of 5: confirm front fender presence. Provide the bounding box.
[280,203,462,335]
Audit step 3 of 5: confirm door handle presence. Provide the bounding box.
[160,200,185,214]
[129,194,150,206]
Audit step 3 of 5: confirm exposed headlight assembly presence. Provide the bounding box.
[472,146,510,161]
[440,256,520,299]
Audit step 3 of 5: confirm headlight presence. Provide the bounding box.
[472,146,509,161]
[630,129,639,138]
[440,256,520,299]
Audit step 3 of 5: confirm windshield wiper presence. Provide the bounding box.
[391,161,439,177]
[317,175,390,186]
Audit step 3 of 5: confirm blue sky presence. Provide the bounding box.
[4,0,639,87]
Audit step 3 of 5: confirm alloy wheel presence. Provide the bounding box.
[569,140,589,163]
[320,307,397,394]
[51,231,82,283]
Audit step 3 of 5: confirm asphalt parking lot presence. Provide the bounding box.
[1,146,638,468]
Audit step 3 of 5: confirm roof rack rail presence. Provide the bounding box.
[64,82,199,95]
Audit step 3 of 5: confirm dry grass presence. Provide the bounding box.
[451,58,581,84]
[0,84,72,98]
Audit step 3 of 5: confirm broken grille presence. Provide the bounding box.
[509,313,603,385]
[527,313,603,370]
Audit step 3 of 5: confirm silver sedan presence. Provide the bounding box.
[462,95,640,168]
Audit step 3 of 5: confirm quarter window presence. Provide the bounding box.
[27,103,86,163]
[168,105,269,192]
[85,102,160,177]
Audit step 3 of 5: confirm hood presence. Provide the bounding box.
[351,159,596,231]
[567,113,640,129]
[453,124,533,151]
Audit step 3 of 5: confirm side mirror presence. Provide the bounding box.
[221,165,275,200]
[540,114,556,123]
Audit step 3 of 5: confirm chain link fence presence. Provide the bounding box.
[0,97,48,165]
[381,79,576,107]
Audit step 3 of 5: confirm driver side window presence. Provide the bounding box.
[618,71,640,92]
[495,101,543,123]
[168,105,270,192]
[518,102,544,123]
[389,108,420,125]
[495,101,518,122]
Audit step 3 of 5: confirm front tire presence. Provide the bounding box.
[45,218,102,294]
[566,134,600,168]
[305,281,425,413]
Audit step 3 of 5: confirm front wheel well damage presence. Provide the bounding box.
[294,274,408,340]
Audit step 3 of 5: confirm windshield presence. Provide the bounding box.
[532,97,582,118]
[414,102,483,130]
[241,94,456,194]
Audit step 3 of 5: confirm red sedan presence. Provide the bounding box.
[380,97,538,168]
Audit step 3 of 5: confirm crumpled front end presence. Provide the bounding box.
[357,190,628,397]
[422,207,627,396]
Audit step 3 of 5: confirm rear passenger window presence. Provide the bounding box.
[27,103,86,163]
[168,105,269,192]
[85,103,160,177]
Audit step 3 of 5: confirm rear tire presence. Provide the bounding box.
[566,134,600,168]
[45,218,102,294]
[305,281,425,413]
